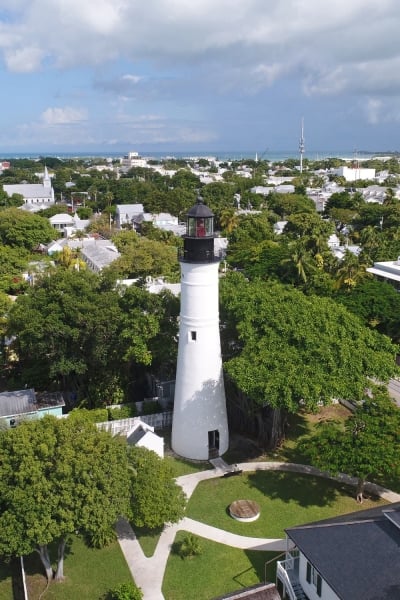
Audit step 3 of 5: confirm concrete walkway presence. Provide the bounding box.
[116,461,400,600]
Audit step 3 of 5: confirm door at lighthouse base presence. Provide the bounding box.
[208,429,220,459]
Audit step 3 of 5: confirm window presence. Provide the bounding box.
[190,331,197,341]
[306,562,322,597]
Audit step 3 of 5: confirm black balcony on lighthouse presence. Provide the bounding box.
[180,196,220,263]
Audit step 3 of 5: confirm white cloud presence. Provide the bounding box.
[121,74,142,84]
[4,45,44,72]
[3,0,400,146]
[41,107,87,125]
[0,0,399,88]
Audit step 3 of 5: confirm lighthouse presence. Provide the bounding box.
[171,196,228,460]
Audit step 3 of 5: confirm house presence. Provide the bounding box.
[0,389,65,427]
[47,237,120,272]
[4,166,55,210]
[115,204,145,228]
[276,502,400,600]
[49,213,90,236]
[97,417,164,457]
[126,420,164,458]
[367,257,400,289]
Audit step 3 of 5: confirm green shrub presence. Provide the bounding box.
[172,534,202,559]
[108,404,137,420]
[108,581,143,600]
[87,526,116,549]
[68,408,109,423]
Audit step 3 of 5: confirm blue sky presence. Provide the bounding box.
[1,0,400,154]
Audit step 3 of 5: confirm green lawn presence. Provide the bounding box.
[0,560,14,600]
[163,532,280,600]
[134,525,164,557]
[186,470,386,538]
[164,455,211,478]
[24,535,134,600]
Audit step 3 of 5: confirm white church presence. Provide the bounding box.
[3,166,55,211]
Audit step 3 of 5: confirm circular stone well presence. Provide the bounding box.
[229,499,260,522]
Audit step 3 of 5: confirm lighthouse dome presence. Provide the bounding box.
[187,196,214,218]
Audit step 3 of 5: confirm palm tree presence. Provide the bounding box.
[334,250,370,291]
[219,208,239,234]
[281,240,314,284]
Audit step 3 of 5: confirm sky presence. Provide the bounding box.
[1,0,400,154]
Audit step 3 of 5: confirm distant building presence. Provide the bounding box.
[47,237,120,273]
[119,151,148,170]
[49,213,89,236]
[115,204,145,228]
[4,166,55,209]
[0,389,65,427]
[330,166,376,182]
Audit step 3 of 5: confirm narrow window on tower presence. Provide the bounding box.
[189,331,197,342]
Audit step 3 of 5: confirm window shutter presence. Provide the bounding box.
[316,573,322,597]
[306,562,311,584]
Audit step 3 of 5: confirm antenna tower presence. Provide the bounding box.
[299,118,305,174]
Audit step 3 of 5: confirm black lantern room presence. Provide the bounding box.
[181,196,219,263]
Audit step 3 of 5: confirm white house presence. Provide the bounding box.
[276,503,400,600]
[115,204,145,228]
[96,417,164,458]
[367,257,400,288]
[47,237,120,273]
[49,213,90,236]
[126,420,164,458]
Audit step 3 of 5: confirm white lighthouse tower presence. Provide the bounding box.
[171,197,229,460]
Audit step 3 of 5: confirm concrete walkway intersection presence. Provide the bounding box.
[116,461,400,600]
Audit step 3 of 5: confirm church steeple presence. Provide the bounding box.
[43,165,51,188]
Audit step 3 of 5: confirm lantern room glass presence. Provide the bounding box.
[187,216,213,237]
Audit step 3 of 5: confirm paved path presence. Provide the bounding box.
[116,461,400,600]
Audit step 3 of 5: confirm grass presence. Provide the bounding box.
[164,455,211,478]
[24,535,134,600]
[223,404,353,466]
[0,560,15,600]
[134,525,164,557]
[163,532,280,600]
[186,470,386,539]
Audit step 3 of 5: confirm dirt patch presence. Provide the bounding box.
[306,403,352,424]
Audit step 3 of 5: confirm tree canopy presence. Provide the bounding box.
[220,273,399,446]
[6,269,179,403]
[0,416,131,580]
[129,446,186,529]
[0,208,55,250]
[299,389,400,501]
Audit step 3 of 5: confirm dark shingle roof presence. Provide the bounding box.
[0,389,37,417]
[286,503,400,600]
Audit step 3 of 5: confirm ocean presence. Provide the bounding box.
[0,150,374,162]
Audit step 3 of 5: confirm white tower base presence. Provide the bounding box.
[172,260,228,460]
